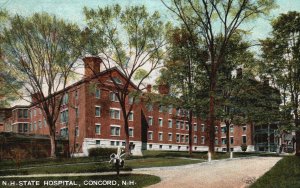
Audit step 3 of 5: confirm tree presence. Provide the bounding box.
[84,5,167,155]
[0,13,84,158]
[260,11,300,155]
[0,10,21,107]
[161,0,276,153]
[158,26,209,155]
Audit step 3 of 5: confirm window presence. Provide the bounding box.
[23,123,28,133]
[112,77,122,84]
[168,133,172,141]
[148,116,153,126]
[169,145,172,149]
[230,137,234,144]
[95,106,101,117]
[110,141,115,146]
[38,121,42,129]
[215,138,218,145]
[168,105,173,114]
[201,136,205,144]
[158,132,163,141]
[18,109,28,118]
[159,105,164,112]
[176,121,180,129]
[60,128,68,137]
[185,122,189,130]
[95,124,101,135]
[185,135,189,143]
[194,136,197,144]
[194,123,197,131]
[149,144,152,149]
[158,118,163,127]
[109,92,119,102]
[147,104,153,111]
[62,93,69,105]
[181,121,184,130]
[34,122,37,130]
[44,118,47,127]
[176,134,180,143]
[215,126,218,133]
[176,108,181,116]
[75,127,79,137]
[148,131,153,140]
[129,128,134,137]
[34,109,36,116]
[168,119,172,128]
[30,123,33,132]
[129,96,134,104]
[60,109,69,123]
[75,90,78,100]
[95,89,101,99]
[96,140,100,145]
[230,125,234,133]
[18,123,23,133]
[221,126,226,133]
[242,126,247,132]
[222,138,226,144]
[75,107,79,118]
[110,126,120,136]
[181,135,185,143]
[128,111,134,121]
[242,136,247,144]
[159,145,162,149]
[110,108,120,119]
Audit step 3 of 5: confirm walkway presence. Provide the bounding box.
[133,157,281,188]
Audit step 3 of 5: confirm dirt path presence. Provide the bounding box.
[133,157,281,188]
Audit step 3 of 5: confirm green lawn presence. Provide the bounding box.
[0,174,160,188]
[0,157,203,176]
[251,156,300,188]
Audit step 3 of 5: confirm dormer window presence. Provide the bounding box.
[112,77,122,85]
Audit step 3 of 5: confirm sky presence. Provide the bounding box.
[1,0,300,42]
[1,0,300,105]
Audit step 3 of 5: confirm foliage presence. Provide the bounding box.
[0,12,85,157]
[162,0,277,153]
[88,147,117,158]
[241,144,247,152]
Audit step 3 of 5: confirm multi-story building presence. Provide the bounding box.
[2,57,254,156]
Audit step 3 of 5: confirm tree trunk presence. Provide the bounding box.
[294,107,300,156]
[123,116,130,156]
[188,110,193,155]
[208,72,216,153]
[49,133,56,158]
[225,121,230,152]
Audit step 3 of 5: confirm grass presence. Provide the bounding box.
[140,150,230,160]
[127,157,204,168]
[0,174,161,188]
[0,157,203,176]
[0,156,107,170]
[251,156,300,188]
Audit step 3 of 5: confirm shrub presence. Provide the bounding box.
[241,144,247,152]
[88,148,117,158]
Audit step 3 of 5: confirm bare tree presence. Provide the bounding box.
[84,5,167,155]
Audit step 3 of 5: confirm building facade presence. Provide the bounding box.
[2,57,254,156]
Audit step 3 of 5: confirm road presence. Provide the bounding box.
[133,157,281,188]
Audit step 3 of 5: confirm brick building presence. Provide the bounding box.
[2,57,254,156]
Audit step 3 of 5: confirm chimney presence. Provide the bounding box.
[83,56,102,77]
[236,68,242,79]
[158,84,170,95]
[146,84,152,93]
